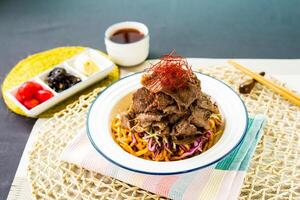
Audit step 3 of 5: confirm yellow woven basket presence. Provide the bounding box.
[1,46,119,118]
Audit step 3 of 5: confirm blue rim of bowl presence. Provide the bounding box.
[86,71,249,175]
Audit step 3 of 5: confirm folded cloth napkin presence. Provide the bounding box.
[61,115,265,200]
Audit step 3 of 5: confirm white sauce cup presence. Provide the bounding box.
[104,21,149,67]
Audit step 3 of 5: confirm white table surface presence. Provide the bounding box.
[7,59,300,200]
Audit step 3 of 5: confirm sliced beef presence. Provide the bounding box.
[171,118,197,136]
[161,126,171,135]
[151,122,171,135]
[197,94,219,113]
[155,93,174,110]
[190,107,211,130]
[168,113,185,124]
[145,92,174,112]
[152,121,167,131]
[135,112,164,128]
[132,87,155,113]
[120,112,132,129]
[189,73,201,88]
[124,72,218,137]
[163,105,184,114]
[163,82,200,109]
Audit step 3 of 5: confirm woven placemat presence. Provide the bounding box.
[27,64,300,200]
[1,46,119,118]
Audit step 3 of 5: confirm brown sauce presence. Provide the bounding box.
[110,28,144,44]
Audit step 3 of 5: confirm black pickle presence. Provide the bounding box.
[46,67,81,92]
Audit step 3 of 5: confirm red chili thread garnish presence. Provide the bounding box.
[141,51,193,92]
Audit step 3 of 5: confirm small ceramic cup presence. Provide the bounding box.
[104,21,149,67]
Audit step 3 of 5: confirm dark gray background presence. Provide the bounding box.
[1,0,300,199]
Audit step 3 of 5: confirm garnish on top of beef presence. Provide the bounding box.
[120,52,219,137]
[141,53,194,92]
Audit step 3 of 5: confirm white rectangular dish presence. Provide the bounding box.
[6,48,115,117]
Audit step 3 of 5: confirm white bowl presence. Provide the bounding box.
[104,21,149,67]
[87,72,248,175]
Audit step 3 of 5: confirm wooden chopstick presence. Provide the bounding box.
[228,60,300,107]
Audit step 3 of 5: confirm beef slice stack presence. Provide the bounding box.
[120,74,219,137]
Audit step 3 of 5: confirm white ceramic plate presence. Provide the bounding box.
[87,72,248,175]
